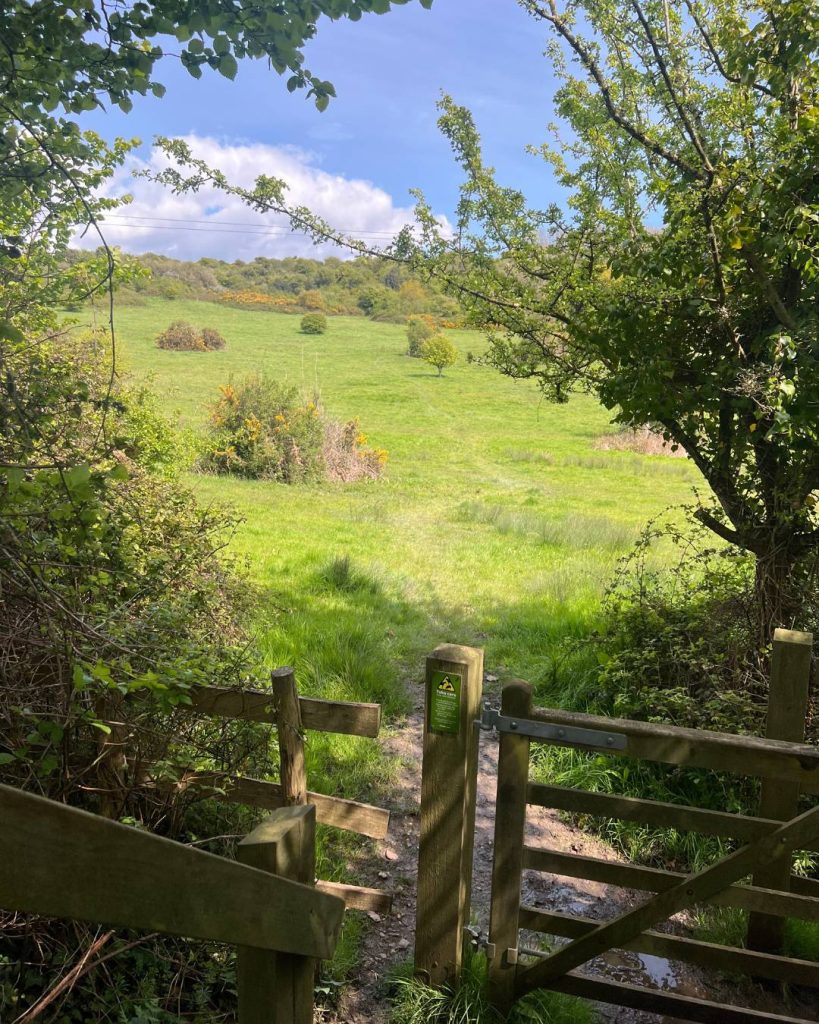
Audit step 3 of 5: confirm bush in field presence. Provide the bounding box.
[200,326,226,350]
[203,376,325,482]
[156,321,226,351]
[300,312,327,334]
[406,314,435,357]
[323,418,388,483]
[201,375,387,483]
[421,334,458,376]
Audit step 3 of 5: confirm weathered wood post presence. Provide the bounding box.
[272,667,307,806]
[747,628,813,954]
[487,680,532,1012]
[237,804,317,1024]
[415,644,484,988]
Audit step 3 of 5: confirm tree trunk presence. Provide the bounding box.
[754,543,803,647]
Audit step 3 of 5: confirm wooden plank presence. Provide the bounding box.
[166,770,390,839]
[316,880,393,914]
[272,667,307,806]
[238,805,316,1024]
[488,681,532,1012]
[522,846,819,921]
[415,644,484,988]
[548,971,816,1024]
[527,706,819,793]
[190,686,381,738]
[0,784,343,960]
[299,697,381,738]
[748,628,813,953]
[518,906,819,988]
[527,782,819,851]
[518,803,819,989]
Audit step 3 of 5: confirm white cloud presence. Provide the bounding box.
[73,135,446,262]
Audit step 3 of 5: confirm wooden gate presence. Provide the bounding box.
[486,632,819,1022]
[414,631,819,1022]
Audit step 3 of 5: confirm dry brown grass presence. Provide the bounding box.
[594,426,687,457]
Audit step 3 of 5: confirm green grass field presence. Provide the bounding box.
[109,298,699,708]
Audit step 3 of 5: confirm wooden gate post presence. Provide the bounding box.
[415,644,484,988]
[487,680,532,1012]
[272,667,307,806]
[237,804,317,1024]
[747,628,813,954]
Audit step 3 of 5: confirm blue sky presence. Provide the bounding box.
[80,0,566,260]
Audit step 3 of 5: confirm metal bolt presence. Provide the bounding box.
[510,721,518,730]
[557,728,566,738]
[606,736,615,746]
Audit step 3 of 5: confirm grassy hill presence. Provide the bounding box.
[112,298,698,705]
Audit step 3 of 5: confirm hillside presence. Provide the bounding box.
[114,298,698,695]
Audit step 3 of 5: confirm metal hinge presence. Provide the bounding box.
[478,701,627,750]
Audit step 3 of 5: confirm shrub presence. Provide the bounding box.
[202,376,325,482]
[201,376,387,484]
[156,321,226,351]
[422,334,459,376]
[534,513,819,873]
[406,314,435,357]
[300,312,327,334]
[200,326,226,350]
[323,417,388,482]
[157,319,203,350]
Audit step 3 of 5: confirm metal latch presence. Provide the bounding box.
[478,701,627,750]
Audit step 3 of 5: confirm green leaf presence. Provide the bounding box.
[213,34,230,55]
[218,53,238,79]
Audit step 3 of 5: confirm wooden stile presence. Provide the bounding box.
[237,806,317,1024]
[487,681,532,1012]
[414,644,483,987]
[747,627,813,953]
[0,784,343,960]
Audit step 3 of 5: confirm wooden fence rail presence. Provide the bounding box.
[0,784,344,1022]
[142,666,393,914]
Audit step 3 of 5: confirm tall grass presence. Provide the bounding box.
[388,953,596,1024]
[459,502,637,551]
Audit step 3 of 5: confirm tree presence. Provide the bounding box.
[422,0,819,639]
[422,334,458,376]
[406,314,436,356]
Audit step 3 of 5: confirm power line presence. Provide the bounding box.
[101,213,401,239]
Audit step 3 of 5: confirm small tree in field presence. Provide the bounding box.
[422,335,458,376]
[301,313,328,334]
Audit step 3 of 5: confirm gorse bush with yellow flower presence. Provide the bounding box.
[201,375,387,484]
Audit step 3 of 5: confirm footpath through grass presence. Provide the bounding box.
[114,297,698,707]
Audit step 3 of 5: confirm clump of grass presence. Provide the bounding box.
[509,989,597,1023]
[459,503,636,551]
[503,448,555,465]
[388,953,596,1024]
[785,920,819,962]
[318,553,383,595]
